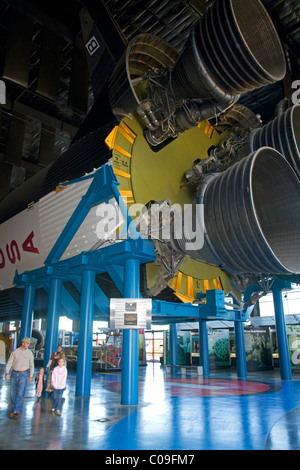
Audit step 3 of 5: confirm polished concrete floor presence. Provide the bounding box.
[1,364,300,451]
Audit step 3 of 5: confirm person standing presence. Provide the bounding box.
[35,367,46,401]
[45,345,66,392]
[51,358,67,416]
[45,345,65,372]
[5,337,35,419]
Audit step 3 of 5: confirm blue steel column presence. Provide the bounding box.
[19,284,36,345]
[43,278,62,371]
[199,320,210,376]
[234,318,247,378]
[76,270,95,396]
[169,324,178,366]
[121,258,140,406]
[272,281,292,380]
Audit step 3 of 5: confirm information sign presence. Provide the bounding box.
[110,298,152,330]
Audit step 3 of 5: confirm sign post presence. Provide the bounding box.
[110,289,152,406]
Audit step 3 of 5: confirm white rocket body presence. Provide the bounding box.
[0,174,103,290]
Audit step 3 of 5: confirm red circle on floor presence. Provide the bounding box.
[104,377,278,397]
[165,378,271,397]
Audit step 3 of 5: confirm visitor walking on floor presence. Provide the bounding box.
[45,345,66,392]
[51,357,67,416]
[35,367,46,401]
[4,337,35,419]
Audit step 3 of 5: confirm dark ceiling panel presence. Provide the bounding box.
[38,123,56,167]
[4,112,26,166]
[0,162,12,200]
[36,28,64,101]
[68,45,90,115]
[3,10,33,87]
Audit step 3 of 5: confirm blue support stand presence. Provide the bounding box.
[43,278,62,372]
[13,165,259,405]
[76,270,96,396]
[234,319,247,379]
[19,284,35,346]
[169,324,178,366]
[272,280,292,380]
[121,258,140,406]
[199,320,210,376]
[231,294,247,379]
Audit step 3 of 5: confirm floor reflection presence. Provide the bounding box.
[0,364,300,450]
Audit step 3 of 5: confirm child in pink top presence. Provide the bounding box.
[35,367,46,401]
[51,358,67,416]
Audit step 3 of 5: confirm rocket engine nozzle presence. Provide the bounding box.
[108,0,286,146]
[249,104,300,178]
[171,0,286,100]
[171,147,300,275]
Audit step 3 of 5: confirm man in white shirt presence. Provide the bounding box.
[5,337,35,419]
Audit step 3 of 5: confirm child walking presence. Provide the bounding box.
[35,367,46,401]
[51,358,67,416]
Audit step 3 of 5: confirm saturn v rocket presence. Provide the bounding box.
[0,0,300,317]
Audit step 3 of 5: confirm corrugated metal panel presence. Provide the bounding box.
[38,177,92,252]
[38,176,122,260]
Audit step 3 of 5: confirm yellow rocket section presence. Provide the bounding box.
[107,115,236,301]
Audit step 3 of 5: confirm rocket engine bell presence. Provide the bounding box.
[171,147,300,275]
[249,105,300,178]
[108,0,286,146]
[198,104,300,180]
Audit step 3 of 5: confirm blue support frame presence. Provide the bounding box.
[232,296,247,379]
[43,278,62,378]
[271,280,292,380]
[45,165,138,266]
[19,284,36,346]
[151,289,254,323]
[121,258,141,406]
[234,317,247,379]
[199,320,210,376]
[76,270,96,396]
[14,164,260,405]
[169,324,178,366]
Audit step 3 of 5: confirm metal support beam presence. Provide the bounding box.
[272,280,292,380]
[231,294,247,379]
[76,270,95,396]
[199,320,210,376]
[169,324,178,366]
[19,284,36,345]
[43,278,62,373]
[234,319,247,379]
[121,258,140,406]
